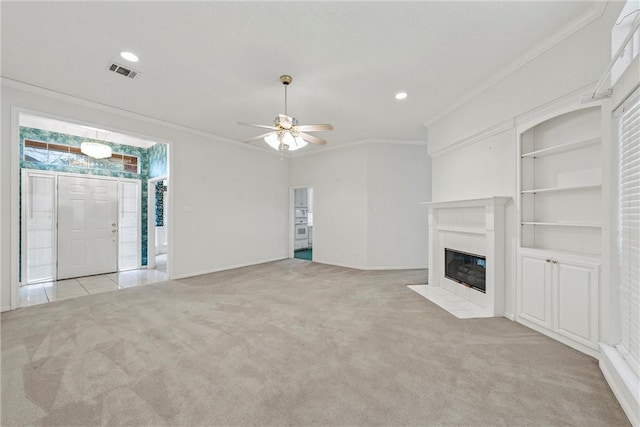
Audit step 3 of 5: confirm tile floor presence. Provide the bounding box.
[19,256,168,308]
[408,284,491,319]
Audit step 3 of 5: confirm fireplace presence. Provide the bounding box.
[445,248,486,293]
[423,197,510,317]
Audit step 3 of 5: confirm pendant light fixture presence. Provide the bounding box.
[81,130,112,159]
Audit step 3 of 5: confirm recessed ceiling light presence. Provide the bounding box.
[395,92,408,100]
[119,51,139,63]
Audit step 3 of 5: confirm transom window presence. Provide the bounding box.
[24,139,139,173]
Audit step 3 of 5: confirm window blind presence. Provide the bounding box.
[617,89,640,377]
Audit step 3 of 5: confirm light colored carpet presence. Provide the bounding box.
[1,259,629,426]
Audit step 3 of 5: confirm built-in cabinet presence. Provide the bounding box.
[517,105,603,357]
[518,249,599,353]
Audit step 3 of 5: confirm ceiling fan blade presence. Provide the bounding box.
[296,124,334,132]
[238,121,278,131]
[299,132,327,145]
[244,131,275,143]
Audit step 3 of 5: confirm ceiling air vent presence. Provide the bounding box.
[108,62,140,79]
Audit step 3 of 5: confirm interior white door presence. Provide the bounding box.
[57,176,118,279]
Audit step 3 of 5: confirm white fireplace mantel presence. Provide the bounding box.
[423,197,510,317]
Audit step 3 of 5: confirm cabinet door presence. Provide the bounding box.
[553,259,599,348]
[518,254,553,329]
[294,188,308,207]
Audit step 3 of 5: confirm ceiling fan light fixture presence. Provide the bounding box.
[291,136,309,151]
[264,133,282,151]
[276,114,295,130]
[240,74,331,151]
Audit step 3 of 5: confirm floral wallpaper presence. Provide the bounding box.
[148,142,167,178]
[19,127,167,270]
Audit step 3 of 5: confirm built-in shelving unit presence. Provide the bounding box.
[516,104,603,357]
[521,221,602,228]
[519,106,603,256]
[520,135,600,158]
[521,184,601,194]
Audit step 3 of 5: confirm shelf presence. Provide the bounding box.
[521,184,601,194]
[521,135,600,158]
[437,225,486,235]
[519,246,601,262]
[521,221,602,228]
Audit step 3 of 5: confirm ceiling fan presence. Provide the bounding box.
[238,75,333,152]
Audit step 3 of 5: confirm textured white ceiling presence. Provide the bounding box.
[1,1,597,150]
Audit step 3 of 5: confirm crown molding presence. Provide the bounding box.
[288,138,428,158]
[1,77,284,157]
[428,119,514,158]
[424,2,608,128]
[514,81,600,131]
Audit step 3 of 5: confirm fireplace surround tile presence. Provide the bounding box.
[408,285,491,319]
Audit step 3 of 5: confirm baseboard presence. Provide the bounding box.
[1,305,11,313]
[363,264,429,271]
[503,311,515,321]
[311,259,367,270]
[599,344,639,427]
[516,317,600,359]
[170,257,288,280]
[312,259,427,271]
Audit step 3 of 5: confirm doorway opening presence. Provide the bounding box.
[16,112,170,307]
[293,187,313,261]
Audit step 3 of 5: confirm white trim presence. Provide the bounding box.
[1,306,11,313]
[170,257,289,280]
[14,104,173,147]
[289,138,428,158]
[311,259,368,271]
[428,83,599,160]
[515,82,603,133]
[11,107,21,310]
[428,119,514,158]
[422,196,510,209]
[359,264,428,271]
[425,3,607,127]
[600,344,639,426]
[310,259,428,272]
[3,79,428,158]
[2,78,282,157]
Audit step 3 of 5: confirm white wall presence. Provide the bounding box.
[290,144,369,268]
[426,2,623,319]
[431,129,516,315]
[428,3,618,153]
[290,141,430,270]
[1,83,290,310]
[366,143,431,269]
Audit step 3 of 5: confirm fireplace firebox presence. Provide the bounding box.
[444,248,486,293]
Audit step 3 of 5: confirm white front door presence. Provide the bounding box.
[57,176,118,279]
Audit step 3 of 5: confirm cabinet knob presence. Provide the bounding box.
[552,260,557,264]
[545,259,551,263]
